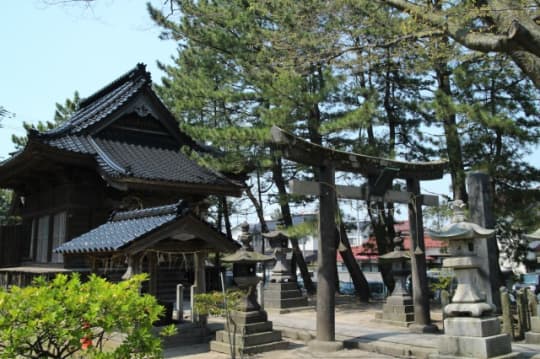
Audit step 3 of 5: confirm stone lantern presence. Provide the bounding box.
[263,230,308,310]
[379,234,414,326]
[210,223,288,355]
[428,201,516,359]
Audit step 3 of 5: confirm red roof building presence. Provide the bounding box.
[338,221,447,271]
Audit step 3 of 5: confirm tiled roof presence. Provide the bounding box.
[43,64,150,136]
[55,203,192,254]
[4,64,242,193]
[43,135,234,186]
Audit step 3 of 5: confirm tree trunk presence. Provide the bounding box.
[435,62,468,202]
[220,197,233,240]
[337,221,371,302]
[271,151,316,294]
[369,202,395,293]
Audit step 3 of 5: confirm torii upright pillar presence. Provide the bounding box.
[311,162,342,349]
[407,178,437,332]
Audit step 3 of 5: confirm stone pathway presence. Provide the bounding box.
[164,340,399,358]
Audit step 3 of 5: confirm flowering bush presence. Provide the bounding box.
[0,273,174,359]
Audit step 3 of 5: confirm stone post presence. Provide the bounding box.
[500,287,513,337]
[440,290,450,323]
[193,252,207,325]
[467,172,501,311]
[527,289,538,317]
[190,284,198,322]
[517,289,527,339]
[176,284,184,321]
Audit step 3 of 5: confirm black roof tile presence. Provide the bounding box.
[1,64,242,194]
[55,202,182,254]
[43,64,149,137]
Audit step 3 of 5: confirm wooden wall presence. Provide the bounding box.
[0,225,23,267]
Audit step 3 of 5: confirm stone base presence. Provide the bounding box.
[210,338,289,355]
[210,309,288,355]
[155,322,211,347]
[436,333,513,358]
[444,317,500,337]
[433,316,515,359]
[525,331,540,344]
[307,339,343,353]
[381,295,415,326]
[526,317,540,343]
[264,282,308,309]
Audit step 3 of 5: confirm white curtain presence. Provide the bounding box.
[51,212,67,263]
[36,215,50,263]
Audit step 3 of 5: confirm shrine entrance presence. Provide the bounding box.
[270,126,448,348]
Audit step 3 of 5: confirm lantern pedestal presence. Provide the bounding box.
[210,223,288,356]
[434,317,517,359]
[263,231,308,311]
[429,201,517,359]
[379,236,414,327]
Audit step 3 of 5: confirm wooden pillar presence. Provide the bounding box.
[148,252,158,296]
[467,172,501,312]
[406,178,434,331]
[316,162,337,342]
[194,251,207,294]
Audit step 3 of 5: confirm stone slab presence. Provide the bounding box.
[210,338,289,355]
[215,329,282,346]
[531,317,540,332]
[225,320,273,334]
[307,339,343,352]
[444,317,501,337]
[525,331,540,344]
[437,333,513,358]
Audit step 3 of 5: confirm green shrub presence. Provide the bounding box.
[0,273,174,359]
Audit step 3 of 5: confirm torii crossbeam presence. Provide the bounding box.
[270,126,447,347]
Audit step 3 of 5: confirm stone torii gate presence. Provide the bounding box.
[270,126,448,349]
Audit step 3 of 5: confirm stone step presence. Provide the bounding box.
[215,329,282,347]
[210,339,289,355]
[225,320,274,334]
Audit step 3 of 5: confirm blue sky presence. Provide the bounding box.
[0,0,175,159]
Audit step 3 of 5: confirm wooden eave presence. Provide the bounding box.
[270,126,448,180]
[123,214,239,255]
[88,88,187,145]
[108,177,244,197]
[0,140,95,188]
